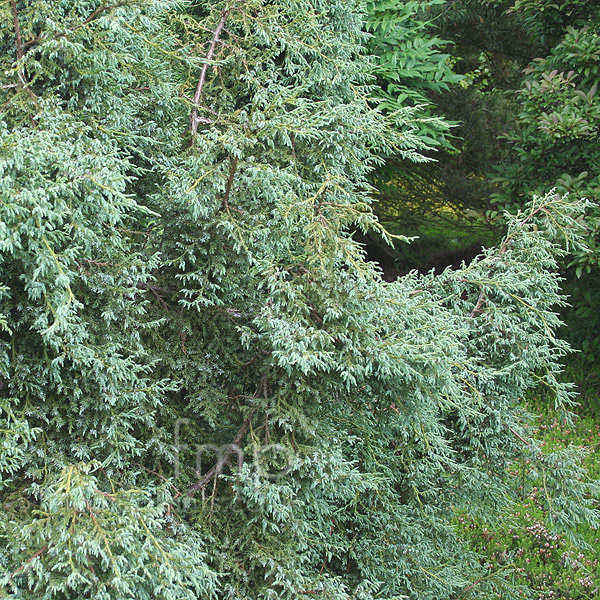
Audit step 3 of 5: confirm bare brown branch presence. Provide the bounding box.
[190,9,230,138]
[135,281,173,311]
[83,3,123,25]
[469,291,486,318]
[9,0,25,85]
[509,426,532,448]
[222,156,240,212]
[9,1,24,61]
[10,545,49,581]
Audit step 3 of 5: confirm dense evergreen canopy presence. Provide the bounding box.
[0,2,597,599]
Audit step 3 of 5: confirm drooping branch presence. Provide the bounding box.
[190,9,230,138]
[469,203,550,318]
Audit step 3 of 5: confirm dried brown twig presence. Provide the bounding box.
[9,0,26,87]
[190,9,230,138]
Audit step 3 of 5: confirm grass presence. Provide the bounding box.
[456,362,600,600]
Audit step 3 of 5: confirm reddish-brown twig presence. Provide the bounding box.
[222,156,243,213]
[190,10,230,138]
[10,545,49,581]
[9,0,26,87]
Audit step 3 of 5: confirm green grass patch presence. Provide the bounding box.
[456,384,600,600]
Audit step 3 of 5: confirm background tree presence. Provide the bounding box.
[363,0,518,268]
[433,0,600,359]
[488,1,600,267]
[364,0,467,235]
[369,0,600,362]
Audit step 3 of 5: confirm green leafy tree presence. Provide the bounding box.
[364,0,469,234]
[365,0,461,150]
[419,0,600,362]
[0,2,597,600]
[491,11,600,272]
[475,0,600,360]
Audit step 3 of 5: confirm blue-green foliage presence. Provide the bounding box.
[0,2,597,599]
